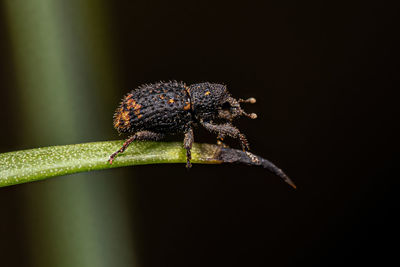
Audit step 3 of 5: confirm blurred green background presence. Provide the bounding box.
[2,1,135,266]
[0,1,397,267]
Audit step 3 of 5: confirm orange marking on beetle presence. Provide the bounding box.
[121,111,130,123]
[130,101,142,116]
[183,102,191,110]
[126,98,142,114]
[168,99,175,104]
[204,91,211,96]
[159,95,165,100]
[126,98,142,111]
[114,110,130,128]
[113,107,124,127]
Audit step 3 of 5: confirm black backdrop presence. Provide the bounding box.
[0,1,398,266]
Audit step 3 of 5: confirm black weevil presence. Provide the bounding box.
[109,81,258,167]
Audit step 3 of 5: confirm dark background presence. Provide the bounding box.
[0,1,398,266]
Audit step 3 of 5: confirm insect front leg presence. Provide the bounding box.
[201,121,259,163]
[183,128,194,168]
[109,131,165,164]
[200,121,250,152]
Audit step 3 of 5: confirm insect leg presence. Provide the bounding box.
[183,128,194,168]
[108,131,165,164]
[200,121,250,151]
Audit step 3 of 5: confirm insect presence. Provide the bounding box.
[109,81,258,167]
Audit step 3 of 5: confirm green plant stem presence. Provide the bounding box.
[0,141,295,188]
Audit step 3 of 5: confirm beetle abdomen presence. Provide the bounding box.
[113,81,192,133]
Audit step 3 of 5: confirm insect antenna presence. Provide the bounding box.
[239,97,256,104]
[243,111,258,119]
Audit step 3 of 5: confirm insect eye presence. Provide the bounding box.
[221,102,231,110]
